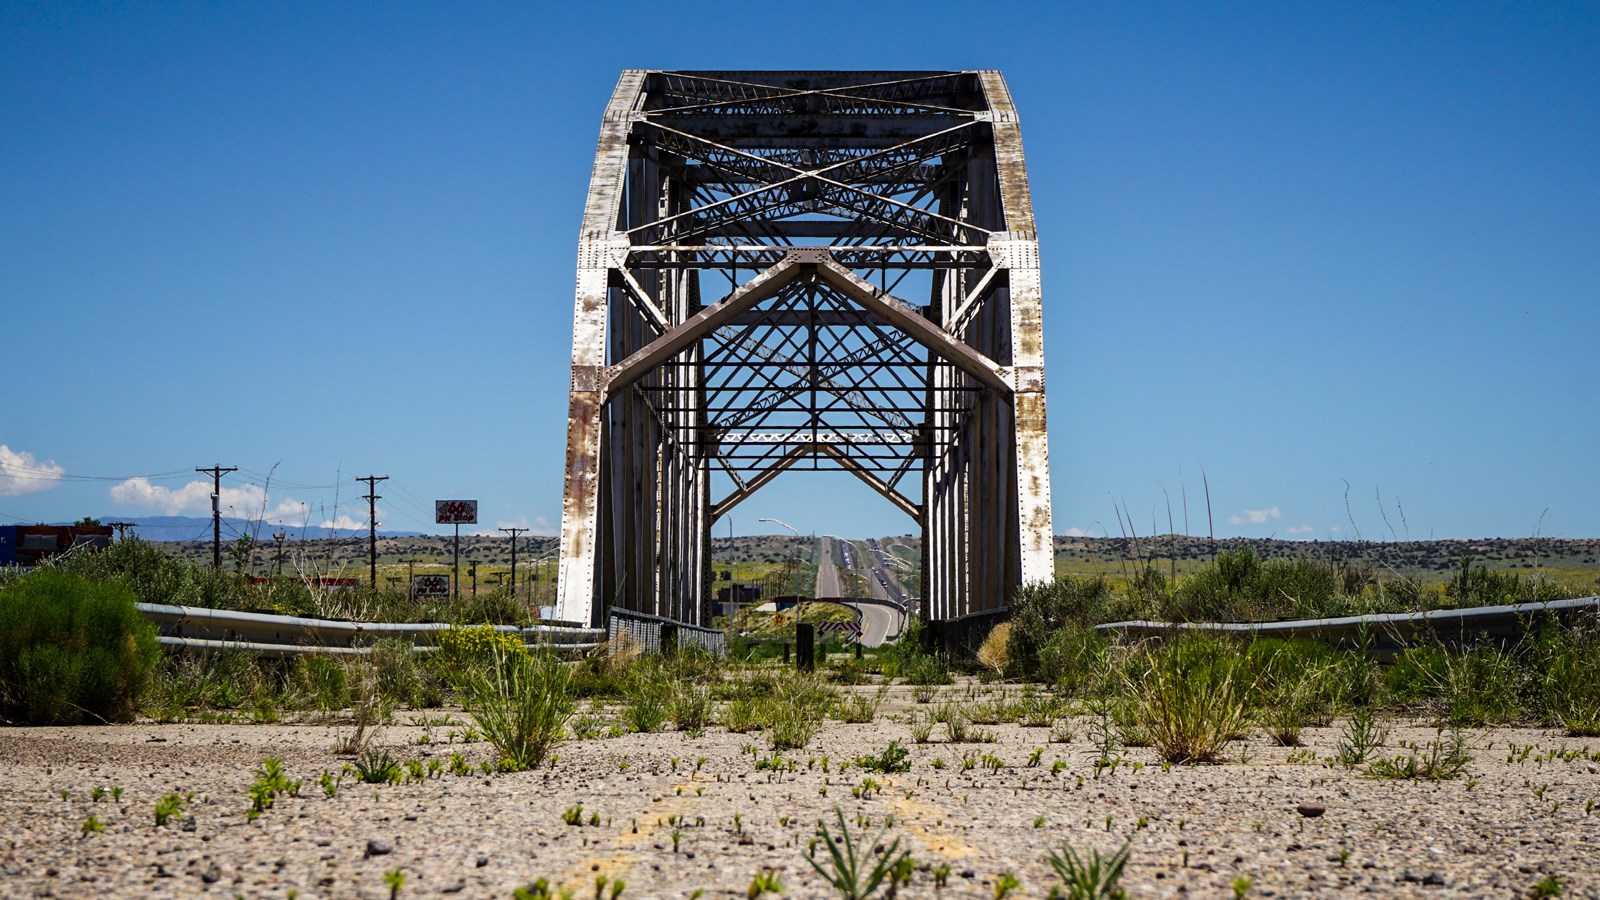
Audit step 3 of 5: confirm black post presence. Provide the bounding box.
[452,523,460,600]
[796,623,815,673]
[660,622,679,658]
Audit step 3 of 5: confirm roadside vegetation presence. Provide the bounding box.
[0,539,1593,740]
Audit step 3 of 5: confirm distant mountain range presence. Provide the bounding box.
[70,516,427,542]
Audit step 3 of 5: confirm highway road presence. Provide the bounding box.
[814,536,844,598]
[813,536,907,647]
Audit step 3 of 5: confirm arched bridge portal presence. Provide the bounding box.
[558,70,1054,628]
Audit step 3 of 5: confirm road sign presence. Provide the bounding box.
[819,620,862,637]
[411,574,450,600]
[435,500,478,525]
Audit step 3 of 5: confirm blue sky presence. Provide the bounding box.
[2,2,1596,542]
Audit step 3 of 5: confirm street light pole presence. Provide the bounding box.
[758,517,801,597]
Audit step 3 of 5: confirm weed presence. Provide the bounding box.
[839,694,879,724]
[1050,719,1076,744]
[807,807,909,900]
[908,712,933,744]
[993,872,1020,899]
[248,756,301,814]
[1335,708,1387,766]
[723,697,766,733]
[1130,634,1250,763]
[1366,728,1472,781]
[768,673,832,751]
[855,741,912,774]
[318,769,342,798]
[153,792,185,827]
[1530,874,1564,898]
[383,868,406,899]
[354,749,401,784]
[463,649,575,770]
[81,815,105,835]
[623,664,671,733]
[1232,876,1252,899]
[748,867,782,898]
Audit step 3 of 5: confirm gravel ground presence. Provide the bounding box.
[3,687,1598,898]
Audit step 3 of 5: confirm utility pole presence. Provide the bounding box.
[195,465,237,570]
[468,560,477,597]
[273,531,287,576]
[107,521,135,541]
[500,527,528,603]
[357,475,388,588]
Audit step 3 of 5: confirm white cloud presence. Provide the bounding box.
[1227,505,1282,526]
[110,477,318,524]
[0,444,65,496]
[319,514,369,532]
[1284,524,1316,535]
[1061,526,1092,538]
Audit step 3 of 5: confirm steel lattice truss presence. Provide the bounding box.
[558,71,1053,628]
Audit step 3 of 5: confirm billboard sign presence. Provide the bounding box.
[435,500,478,525]
[411,574,450,600]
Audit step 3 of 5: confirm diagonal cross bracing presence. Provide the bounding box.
[558,71,1054,631]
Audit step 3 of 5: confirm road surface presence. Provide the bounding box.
[813,536,907,647]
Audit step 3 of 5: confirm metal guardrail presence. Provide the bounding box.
[137,603,605,657]
[607,607,726,656]
[1095,595,1600,653]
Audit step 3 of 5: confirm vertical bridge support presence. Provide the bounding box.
[557,70,1053,629]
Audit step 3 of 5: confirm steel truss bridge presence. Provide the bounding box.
[557,70,1053,629]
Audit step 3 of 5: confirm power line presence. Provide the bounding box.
[0,462,193,483]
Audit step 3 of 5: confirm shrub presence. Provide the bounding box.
[1008,577,1117,680]
[977,622,1012,677]
[0,571,159,724]
[462,649,575,770]
[1130,634,1251,763]
[767,672,833,750]
[670,681,713,731]
[1169,550,1346,622]
[1390,639,1523,726]
[434,626,527,681]
[624,660,672,733]
[903,652,952,686]
[1534,621,1600,736]
[58,536,239,611]
[290,655,349,714]
[1037,626,1112,696]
